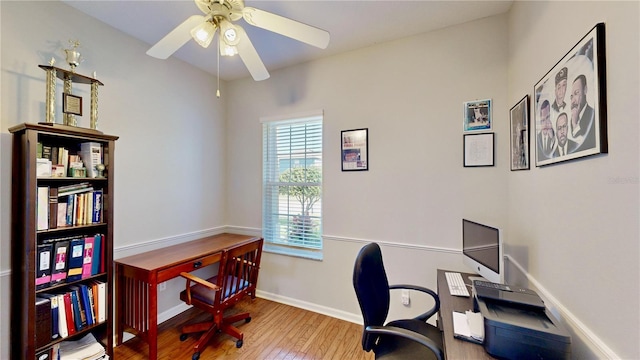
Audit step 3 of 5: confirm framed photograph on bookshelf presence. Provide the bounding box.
[510,95,530,171]
[63,93,83,116]
[341,128,368,171]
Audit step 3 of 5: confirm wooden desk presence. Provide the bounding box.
[115,233,261,360]
[437,269,493,359]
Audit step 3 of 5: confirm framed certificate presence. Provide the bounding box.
[63,93,82,116]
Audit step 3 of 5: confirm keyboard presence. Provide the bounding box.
[473,280,511,291]
[445,272,470,297]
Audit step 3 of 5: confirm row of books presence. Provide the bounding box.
[37,184,103,231]
[37,141,103,178]
[36,281,107,348]
[36,333,108,360]
[36,234,104,290]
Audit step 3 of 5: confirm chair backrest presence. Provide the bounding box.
[215,238,264,308]
[352,242,390,351]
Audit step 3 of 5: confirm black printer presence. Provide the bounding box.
[475,296,571,360]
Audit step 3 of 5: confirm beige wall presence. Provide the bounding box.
[0,2,225,358]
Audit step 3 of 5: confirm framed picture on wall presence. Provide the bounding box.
[464,133,494,167]
[533,22,607,167]
[341,128,368,171]
[510,95,530,171]
[463,99,492,132]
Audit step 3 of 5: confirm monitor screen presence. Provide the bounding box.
[462,219,502,283]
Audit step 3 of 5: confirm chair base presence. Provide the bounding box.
[181,311,251,355]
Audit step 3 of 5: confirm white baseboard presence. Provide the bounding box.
[505,255,618,359]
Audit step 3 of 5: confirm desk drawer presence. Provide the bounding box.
[157,253,221,282]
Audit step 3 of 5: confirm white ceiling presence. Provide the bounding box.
[63,0,513,81]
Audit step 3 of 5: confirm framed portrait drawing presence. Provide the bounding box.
[533,22,607,167]
[341,128,368,171]
[464,133,494,167]
[510,95,530,171]
[463,99,492,132]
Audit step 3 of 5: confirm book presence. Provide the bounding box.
[80,142,103,178]
[49,187,58,229]
[37,186,49,231]
[62,292,76,336]
[39,293,60,340]
[51,240,70,285]
[92,190,103,223]
[82,236,94,279]
[55,293,69,338]
[79,284,94,326]
[57,202,68,228]
[69,288,84,331]
[87,286,96,325]
[42,144,52,161]
[35,297,52,349]
[91,234,102,276]
[66,195,75,226]
[93,280,106,323]
[67,238,85,282]
[36,243,53,289]
[58,333,105,360]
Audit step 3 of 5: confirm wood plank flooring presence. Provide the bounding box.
[113,297,373,360]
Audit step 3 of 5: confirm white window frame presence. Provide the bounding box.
[261,110,323,260]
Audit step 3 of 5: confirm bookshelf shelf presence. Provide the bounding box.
[10,123,118,359]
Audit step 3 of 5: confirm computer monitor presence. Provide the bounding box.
[462,219,503,283]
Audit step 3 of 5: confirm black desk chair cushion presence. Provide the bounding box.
[353,242,444,360]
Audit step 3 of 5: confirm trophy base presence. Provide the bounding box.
[37,122,104,134]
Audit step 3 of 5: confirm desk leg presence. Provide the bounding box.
[115,263,124,346]
[148,278,158,360]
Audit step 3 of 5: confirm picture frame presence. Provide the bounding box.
[62,93,83,116]
[533,22,607,167]
[464,133,494,167]
[510,95,530,171]
[463,99,492,132]
[341,128,368,171]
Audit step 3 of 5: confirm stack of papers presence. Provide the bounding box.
[58,333,107,360]
[452,310,485,344]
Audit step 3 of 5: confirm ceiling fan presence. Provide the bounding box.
[146,0,330,82]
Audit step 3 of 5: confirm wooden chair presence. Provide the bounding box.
[179,238,263,360]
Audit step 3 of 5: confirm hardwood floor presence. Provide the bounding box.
[113,297,374,360]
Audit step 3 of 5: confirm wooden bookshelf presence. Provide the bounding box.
[10,123,118,359]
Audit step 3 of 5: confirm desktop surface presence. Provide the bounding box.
[437,269,493,359]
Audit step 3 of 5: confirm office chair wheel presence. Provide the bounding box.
[246,316,251,323]
[180,333,188,341]
[236,339,243,348]
[192,352,200,360]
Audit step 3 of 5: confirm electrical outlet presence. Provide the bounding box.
[158,282,167,291]
[401,289,410,306]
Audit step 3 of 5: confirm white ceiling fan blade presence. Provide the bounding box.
[235,25,270,81]
[242,7,330,49]
[147,15,206,59]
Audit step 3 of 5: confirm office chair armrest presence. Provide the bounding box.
[180,272,220,290]
[389,284,440,321]
[365,325,444,360]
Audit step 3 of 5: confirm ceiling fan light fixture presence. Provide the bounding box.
[219,40,238,56]
[190,21,217,48]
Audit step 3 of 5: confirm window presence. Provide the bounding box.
[262,111,323,259]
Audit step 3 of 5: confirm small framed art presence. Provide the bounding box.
[341,128,368,171]
[464,133,494,167]
[510,95,530,171]
[463,99,492,132]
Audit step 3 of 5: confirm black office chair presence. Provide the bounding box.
[353,242,444,360]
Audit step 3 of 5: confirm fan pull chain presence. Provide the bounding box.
[216,33,221,98]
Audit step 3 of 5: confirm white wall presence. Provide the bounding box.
[506,2,639,359]
[226,13,509,325]
[0,2,225,358]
